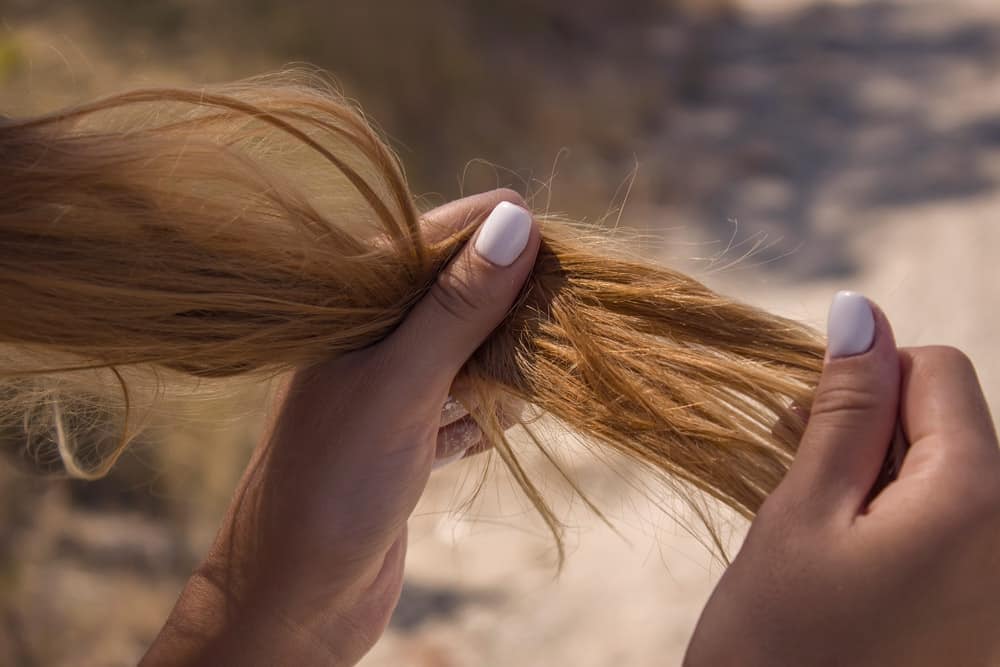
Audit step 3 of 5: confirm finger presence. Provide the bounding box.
[433,398,527,469]
[441,394,470,427]
[433,416,483,468]
[440,375,488,426]
[898,346,998,460]
[371,189,527,251]
[382,194,540,399]
[440,376,526,427]
[781,291,901,516]
[421,188,529,245]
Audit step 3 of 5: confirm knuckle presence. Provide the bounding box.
[810,381,882,421]
[430,267,482,322]
[919,345,976,374]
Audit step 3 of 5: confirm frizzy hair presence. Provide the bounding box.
[0,72,824,555]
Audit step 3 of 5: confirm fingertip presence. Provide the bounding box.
[825,292,897,365]
[420,188,530,243]
[473,201,534,267]
[827,291,875,358]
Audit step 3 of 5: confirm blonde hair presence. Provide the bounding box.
[0,72,824,556]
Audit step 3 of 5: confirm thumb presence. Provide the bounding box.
[782,291,901,516]
[383,198,540,396]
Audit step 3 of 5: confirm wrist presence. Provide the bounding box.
[142,567,364,666]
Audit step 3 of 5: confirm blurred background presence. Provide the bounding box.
[1,0,999,664]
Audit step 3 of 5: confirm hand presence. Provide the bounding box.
[142,189,540,665]
[685,292,1000,666]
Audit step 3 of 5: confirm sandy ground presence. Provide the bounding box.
[1,1,998,665]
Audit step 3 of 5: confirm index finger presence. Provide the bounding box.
[898,346,998,457]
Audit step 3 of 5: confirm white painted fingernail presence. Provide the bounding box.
[827,290,875,358]
[432,448,467,471]
[436,417,481,459]
[473,201,532,266]
[440,395,468,427]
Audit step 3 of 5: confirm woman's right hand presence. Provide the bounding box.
[686,292,1000,666]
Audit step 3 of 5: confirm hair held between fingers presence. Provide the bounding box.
[0,70,825,560]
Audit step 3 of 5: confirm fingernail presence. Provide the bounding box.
[440,394,468,427]
[432,448,467,471]
[437,417,481,458]
[474,201,532,266]
[827,290,875,358]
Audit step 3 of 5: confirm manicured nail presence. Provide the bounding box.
[437,417,480,456]
[827,290,875,358]
[474,201,532,266]
[440,395,468,427]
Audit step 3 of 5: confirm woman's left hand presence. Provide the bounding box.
[142,189,539,666]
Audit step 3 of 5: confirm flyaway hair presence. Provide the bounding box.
[0,72,825,555]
